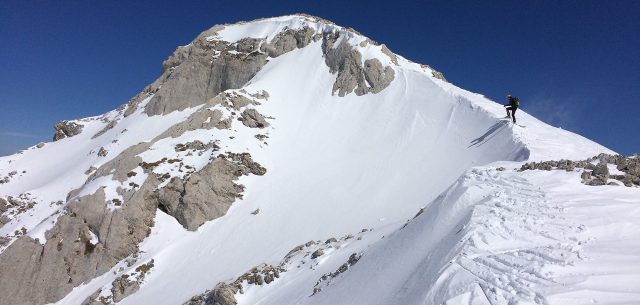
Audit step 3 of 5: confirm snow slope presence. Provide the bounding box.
[293,166,640,305]
[0,14,633,305]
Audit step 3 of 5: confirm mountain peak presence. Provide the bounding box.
[0,14,623,305]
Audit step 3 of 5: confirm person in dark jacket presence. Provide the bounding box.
[504,95,519,123]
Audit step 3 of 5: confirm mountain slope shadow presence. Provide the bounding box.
[468,120,509,148]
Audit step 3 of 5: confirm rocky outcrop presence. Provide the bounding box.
[111,275,139,303]
[111,259,154,302]
[322,32,395,97]
[154,153,265,231]
[0,172,159,305]
[312,253,362,295]
[143,30,269,116]
[363,58,395,94]
[204,283,238,305]
[431,70,447,81]
[53,120,84,141]
[519,153,640,187]
[239,108,269,128]
[260,27,315,57]
[97,147,108,157]
[185,231,367,304]
[184,264,285,305]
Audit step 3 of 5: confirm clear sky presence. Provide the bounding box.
[1,1,638,156]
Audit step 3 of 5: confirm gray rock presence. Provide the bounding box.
[0,197,7,213]
[53,121,84,141]
[260,27,314,58]
[325,237,337,244]
[322,32,394,97]
[311,249,324,259]
[97,147,108,157]
[240,108,269,128]
[235,38,263,53]
[111,275,140,303]
[144,33,268,116]
[204,283,238,305]
[587,178,607,186]
[380,44,399,65]
[323,33,367,96]
[154,156,254,231]
[0,176,158,305]
[363,58,395,94]
[592,162,609,181]
[223,152,267,176]
[431,70,447,81]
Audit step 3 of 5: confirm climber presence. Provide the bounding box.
[504,95,520,123]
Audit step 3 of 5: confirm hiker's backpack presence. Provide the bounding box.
[512,97,520,107]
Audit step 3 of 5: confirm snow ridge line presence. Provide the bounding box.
[435,168,586,305]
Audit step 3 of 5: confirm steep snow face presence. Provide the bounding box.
[0,14,617,305]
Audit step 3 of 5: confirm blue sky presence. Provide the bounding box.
[1,0,638,156]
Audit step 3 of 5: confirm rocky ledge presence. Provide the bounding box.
[518,153,640,187]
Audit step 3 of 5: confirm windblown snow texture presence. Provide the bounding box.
[0,14,636,305]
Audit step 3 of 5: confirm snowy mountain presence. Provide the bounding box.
[1,14,638,305]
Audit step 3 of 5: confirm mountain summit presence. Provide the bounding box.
[1,15,638,305]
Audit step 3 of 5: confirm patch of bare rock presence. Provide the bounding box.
[53,120,84,141]
[518,153,640,187]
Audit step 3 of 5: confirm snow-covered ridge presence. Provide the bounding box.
[0,14,627,305]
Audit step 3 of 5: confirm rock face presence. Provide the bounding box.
[155,153,265,231]
[53,120,84,141]
[322,33,395,96]
[0,180,157,305]
[260,27,315,57]
[141,21,395,117]
[143,28,269,116]
[363,58,395,93]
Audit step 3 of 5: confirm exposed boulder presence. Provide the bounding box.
[204,283,238,305]
[239,108,269,128]
[97,147,108,157]
[311,249,325,259]
[111,275,140,303]
[592,162,609,181]
[53,120,84,141]
[154,153,265,231]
